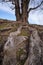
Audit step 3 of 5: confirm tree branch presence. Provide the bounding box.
[28,1,43,13]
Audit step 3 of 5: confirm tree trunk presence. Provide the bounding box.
[21,0,29,23]
[15,0,29,23]
[15,0,20,21]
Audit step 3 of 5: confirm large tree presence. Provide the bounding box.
[2,0,43,23]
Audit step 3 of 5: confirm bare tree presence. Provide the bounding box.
[1,0,43,23]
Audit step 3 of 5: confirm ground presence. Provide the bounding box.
[0,19,43,65]
[0,19,43,44]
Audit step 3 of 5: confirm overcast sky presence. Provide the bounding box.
[0,2,43,25]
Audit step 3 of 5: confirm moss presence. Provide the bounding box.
[16,48,24,60]
[16,48,27,65]
[18,29,29,36]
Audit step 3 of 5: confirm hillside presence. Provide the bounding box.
[0,19,43,44]
[0,19,43,65]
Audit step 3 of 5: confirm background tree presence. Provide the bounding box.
[2,0,43,23]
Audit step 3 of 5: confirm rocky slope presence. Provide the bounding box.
[0,19,43,65]
[2,26,43,65]
[3,26,29,65]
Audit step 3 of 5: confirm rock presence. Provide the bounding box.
[3,26,28,65]
[3,26,43,65]
[24,28,43,65]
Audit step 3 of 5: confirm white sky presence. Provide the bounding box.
[29,10,43,25]
[0,2,15,15]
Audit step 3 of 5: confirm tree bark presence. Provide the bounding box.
[21,0,30,23]
[14,0,20,21]
[21,0,28,22]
